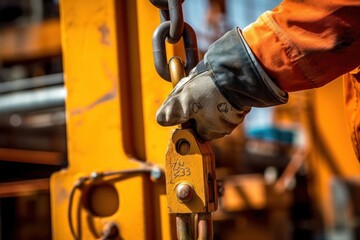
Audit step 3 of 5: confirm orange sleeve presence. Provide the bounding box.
[242,0,360,92]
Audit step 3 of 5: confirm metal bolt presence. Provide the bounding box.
[176,139,190,155]
[150,167,163,182]
[176,183,193,203]
[91,172,100,179]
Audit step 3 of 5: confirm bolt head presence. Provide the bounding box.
[150,167,163,181]
[91,172,100,179]
[176,183,193,203]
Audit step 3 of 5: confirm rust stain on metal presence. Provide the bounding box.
[98,23,111,46]
[69,58,119,116]
[56,187,68,204]
[70,63,118,116]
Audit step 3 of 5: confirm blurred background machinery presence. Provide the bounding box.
[0,0,64,239]
[0,0,359,240]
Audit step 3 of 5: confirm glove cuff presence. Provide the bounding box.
[204,28,288,109]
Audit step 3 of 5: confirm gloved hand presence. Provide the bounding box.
[156,28,288,141]
[156,68,251,141]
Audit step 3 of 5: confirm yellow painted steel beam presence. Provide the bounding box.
[135,0,185,239]
[308,78,360,228]
[50,0,178,239]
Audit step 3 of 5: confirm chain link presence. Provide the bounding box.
[150,0,199,82]
[150,0,184,10]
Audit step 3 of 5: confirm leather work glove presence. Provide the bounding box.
[156,28,288,141]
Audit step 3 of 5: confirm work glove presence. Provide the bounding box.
[156,28,288,141]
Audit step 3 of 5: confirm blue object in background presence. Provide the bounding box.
[247,126,295,145]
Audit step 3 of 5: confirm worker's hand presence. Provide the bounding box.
[156,69,251,141]
[156,28,288,141]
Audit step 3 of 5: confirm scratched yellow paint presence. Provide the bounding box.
[50,0,172,239]
[135,0,182,239]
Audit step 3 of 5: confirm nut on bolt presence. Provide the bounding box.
[176,183,193,203]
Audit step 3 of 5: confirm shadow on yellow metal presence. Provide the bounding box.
[50,0,176,239]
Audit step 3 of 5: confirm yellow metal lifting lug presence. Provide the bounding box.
[165,28,216,240]
[165,128,218,214]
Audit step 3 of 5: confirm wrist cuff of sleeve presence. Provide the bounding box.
[204,27,288,109]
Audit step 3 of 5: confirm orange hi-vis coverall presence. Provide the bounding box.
[242,0,360,159]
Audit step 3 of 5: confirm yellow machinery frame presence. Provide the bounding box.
[50,0,177,239]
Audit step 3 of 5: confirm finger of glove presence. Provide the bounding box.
[156,94,190,126]
[156,75,193,126]
[156,70,206,127]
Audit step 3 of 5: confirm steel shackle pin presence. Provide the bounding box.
[169,57,186,87]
